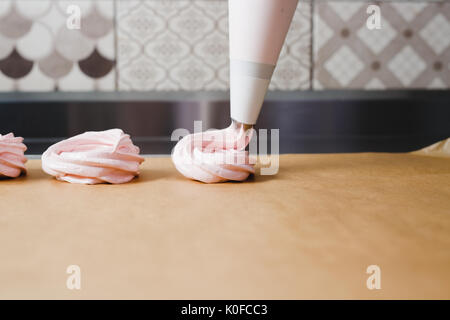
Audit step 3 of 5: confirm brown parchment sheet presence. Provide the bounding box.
[413,138,450,158]
[0,142,449,299]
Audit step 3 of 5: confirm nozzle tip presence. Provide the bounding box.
[231,119,253,132]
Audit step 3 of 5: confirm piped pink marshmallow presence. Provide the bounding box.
[42,129,144,184]
[172,124,255,183]
[0,133,27,178]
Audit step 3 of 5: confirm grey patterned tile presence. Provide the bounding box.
[313,1,450,89]
[117,0,311,91]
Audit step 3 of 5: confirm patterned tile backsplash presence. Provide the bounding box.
[0,0,449,92]
[314,1,450,89]
[117,0,311,91]
[0,0,116,91]
[117,0,230,91]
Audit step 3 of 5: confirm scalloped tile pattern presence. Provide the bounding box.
[0,0,115,92]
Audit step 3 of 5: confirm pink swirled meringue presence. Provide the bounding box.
[172,124,255,183]
[42,129,144,184]
[0,133,27,178]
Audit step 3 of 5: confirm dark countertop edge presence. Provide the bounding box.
[1,89,449,103]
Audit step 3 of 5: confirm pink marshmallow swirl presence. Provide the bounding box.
[172,124,255,183]
[0,133,27,178]
[42,129,144,184]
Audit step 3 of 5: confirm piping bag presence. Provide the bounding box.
[172,0,299,183]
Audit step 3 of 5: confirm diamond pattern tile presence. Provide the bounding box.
[314,1,450,89]
[324,46,364,86]
[388,46,427,86]
[356,19,396,55]
[419,14,450,55]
